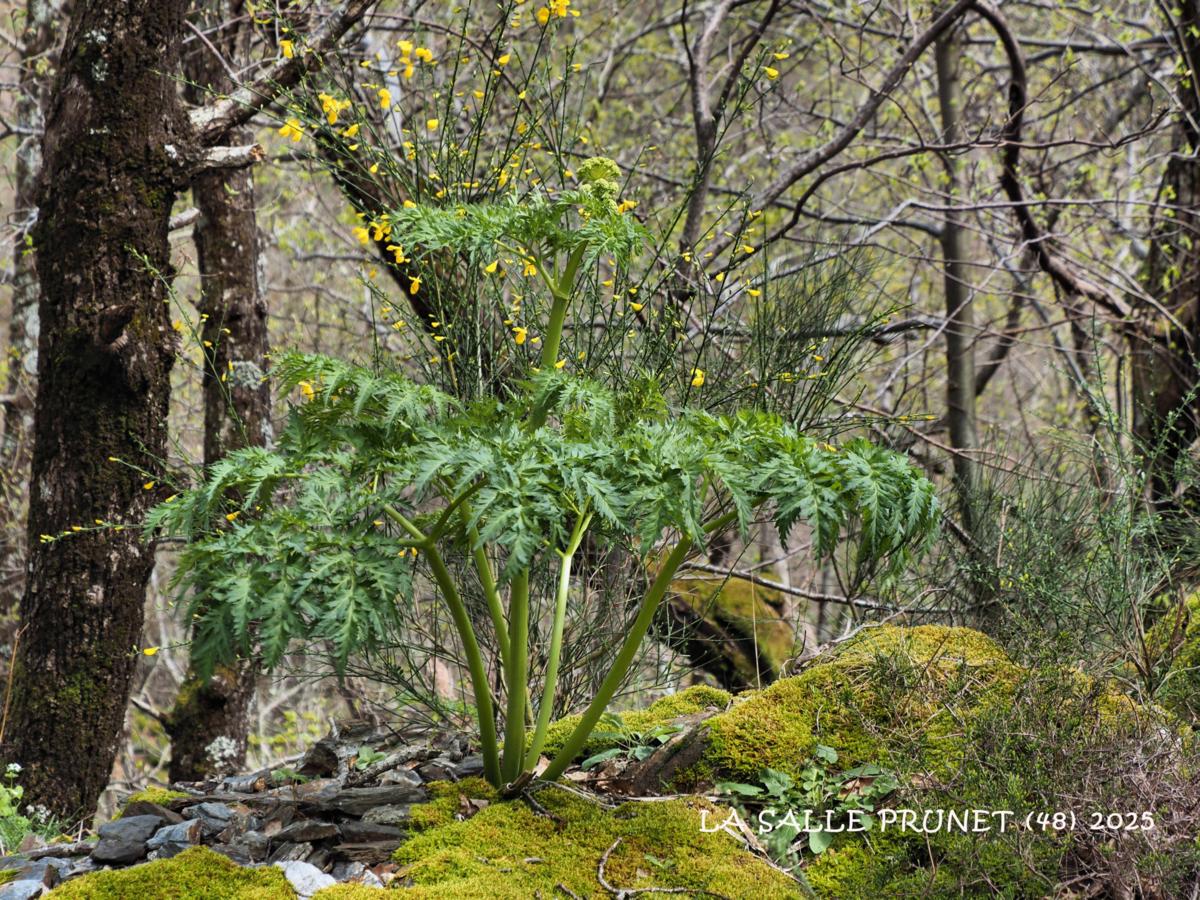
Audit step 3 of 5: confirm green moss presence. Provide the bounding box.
[0,869,17,886]
[407,777,498,832]
[391,785,801,899]
[705,625,1019,780]
[118,786,190,813]
[1146,594,1200,723]
[311,888,388,899]
[538,683,731,762]
[47,847,295,899]
[671,575,796,679]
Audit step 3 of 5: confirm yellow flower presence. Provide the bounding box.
[342,122,360,138]
[498,53,511,66]
[415,47,434,63]
[409,275,422,294]
[143,481,155,490]
[277,118,304,142]
[513,326,528,345]
[280,39,294,59]
[774,51,790,61]
[616,199,638,214]
[691,368,705,388]
[747,288,762,297]
[484,260,499,274]
[225,511,240,522]
[398,39,414,55]
[378,88,392,109]
[403,62,415,79]
[403,199,417,208]
[352,226,370,244]
[742,244,756,254]
[554,358,566,369]
[299,380,316,400]
[764,66,779,80]
[386,244,409,264]
[629,302,644,312]
[522,260,537,277]
[142,647,159,657]
[426,118,439,131]
[318,92,351,125]
[537,7,550,25]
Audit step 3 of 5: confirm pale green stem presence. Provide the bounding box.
[383,503,502,786]
[525,513,591,769]
[539,508,743,785]
[501,568,531,783]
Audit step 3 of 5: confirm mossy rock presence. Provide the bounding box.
[47,847,295,899]
[537,683,731,761]
[1146,594,1200,723]
[669,574,797,687]
[118,786,191,815]
[691,624,1169,896]
[388,779,802,899]
[703,624,1021,780]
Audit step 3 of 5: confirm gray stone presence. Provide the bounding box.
[146,819,202,859]
[416,757,455,781]
[379,767,423,788]
[311,784,426,816]
[0,881,44,900]
[267,841,312,864]
[338,820,404,843]
[235,830,270,862]
[273,820,339,844]
[331,861,384,887]
[453,755,485,778]
[274,860,336,899]
[182,801,235,835]
[120,800,184,824]
[91,815,164,864]
[360,804,414,826]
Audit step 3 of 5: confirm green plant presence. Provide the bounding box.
[716,747,899,864]
[149,158,938,794]
[579,714,684,770]
[0,764,30,853]
[355,746,388,770]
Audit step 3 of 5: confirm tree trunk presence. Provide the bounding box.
[0,0,65,614]
[1132,0,1200,507]
[165,0,268,784]
[1,0,189,820]
[935,33,981,536]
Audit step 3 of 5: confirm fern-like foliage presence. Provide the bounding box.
[149,354,938,678]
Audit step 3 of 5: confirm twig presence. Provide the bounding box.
[598,837,730,898]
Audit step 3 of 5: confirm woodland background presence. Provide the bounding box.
[0,0,1196,848]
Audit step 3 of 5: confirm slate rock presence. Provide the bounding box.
[267,841,312,864]
[416,757,455,782]
[333,840,404,865]
[146,819,202,859]
[182,801,235,835]
[338,820,404,843]
[311,784,427,816]
[91,815,164,864]
[360,804,414,826]
[274,860,336,899]
[272,820,340,844]
[379,767,423,789]
[235,830,270,862]
[0,880,45,900]
[331,861,384,887]
[120,801,183,825]
[453,755,485,778]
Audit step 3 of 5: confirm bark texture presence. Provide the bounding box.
[1,0,189,819]
[165,0,268,784]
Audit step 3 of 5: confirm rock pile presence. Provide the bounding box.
[0,722,485,898]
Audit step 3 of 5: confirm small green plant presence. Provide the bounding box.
[716,747,899,863]
[579,715,684,770]
[149,158,938,795]
[270,767,310,786]
[0,764,30,853]
[355,746,388,770]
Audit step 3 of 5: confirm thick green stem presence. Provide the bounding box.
[501,568,531,783]
[525,514,590,769]
[540,536,693,784]
[384,504,502,787]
